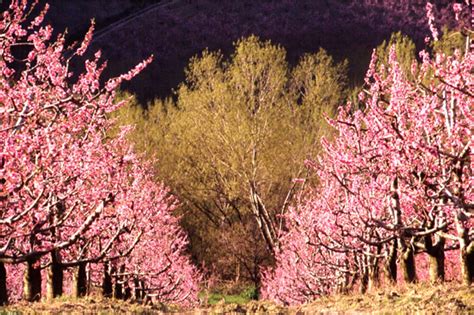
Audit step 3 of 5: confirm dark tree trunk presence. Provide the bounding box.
[453,147,472,286]
[359,270,368,294]
[102,262,113,298]
[252,264,261,300]
[460,241,474,286]
[425,234,445,283]
[23,259,42,302]
[359,255,369,294]
[113,265,125,300]
[0,262,8,305]
[400,246,416,284]
[113,282,123,300]
[387,178,401,285]
[133,277,141,301]
[124,286,132,300]
[46,251,63,300]
[429,250,445,283]
[72,263,87,298]
[456,214,474,286]
[385,239,398,284]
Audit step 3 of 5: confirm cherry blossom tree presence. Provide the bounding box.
[0,0,200,305]
[262,1,472,305]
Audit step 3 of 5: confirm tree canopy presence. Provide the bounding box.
[113,36,349,285]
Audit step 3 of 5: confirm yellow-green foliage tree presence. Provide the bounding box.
[376,31,416,77]
[432,26,467,56]
[113,36,348,288]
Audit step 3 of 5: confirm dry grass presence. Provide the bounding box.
[2,283,471,314]
[296,282,473,314]
[1,295,172,314]
[199,282,473,314]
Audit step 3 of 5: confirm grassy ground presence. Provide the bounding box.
[202,283,474,314]
[199,285,258,306]
[1,283,472,314]
[0,296,173,315]
[204,292,251,306]
[297,283,473,314]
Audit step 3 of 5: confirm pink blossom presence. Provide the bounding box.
[425,2,439,41]
[453,3,462,21]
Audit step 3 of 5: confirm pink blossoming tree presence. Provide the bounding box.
[262,2,473,305]
[0,0,199,305]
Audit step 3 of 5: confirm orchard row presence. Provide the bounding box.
[262,2,473,305]
[0,1,200,305]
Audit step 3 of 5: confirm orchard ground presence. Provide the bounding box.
[1,283,473,314]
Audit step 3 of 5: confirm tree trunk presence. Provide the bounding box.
[387,178,401,285]
[140,280,147,302]
[0,262,8,305]
[113,280,123,300]
[235,263,240,284]
[367,246,381,291]
[359,268,369,294]
[102,262,113,298]
[336,260,350,294]
[124,286,132,300]
[384,239,398,284]
[457,214,474,286]
[72,263,87,298]
[358,255,368,294]
[249,189,276,252]
[46,251,63,301]
[359,271,368,294]
[133,277,141,301]
[460,241,474,286]
[400,246,416,284]
[368,265,379,292]
[252,264,260,300]
[425,234,445,283]
[453,146,472,285]
[23,259,42,302]
[428,249,445,283]
[113,265,125,300]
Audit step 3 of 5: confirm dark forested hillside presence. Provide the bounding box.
[30,0,457,103]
